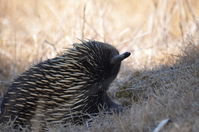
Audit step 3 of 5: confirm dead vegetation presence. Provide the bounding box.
[0,0,199,131]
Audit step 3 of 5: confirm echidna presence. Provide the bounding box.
[0,40,130,130]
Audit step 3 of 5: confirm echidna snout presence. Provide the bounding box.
[111,52,131,65]
[0,40,131,130]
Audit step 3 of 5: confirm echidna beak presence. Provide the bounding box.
[111,52,131,65]
[122,52,131,59]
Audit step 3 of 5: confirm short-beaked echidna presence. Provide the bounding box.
[0,40,130,130]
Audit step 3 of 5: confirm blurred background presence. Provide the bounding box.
[0,0,198,77]
[0,0,199,131]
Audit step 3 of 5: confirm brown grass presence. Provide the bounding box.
[0,0,199,131]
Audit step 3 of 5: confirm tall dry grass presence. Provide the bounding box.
[0,0,199,131]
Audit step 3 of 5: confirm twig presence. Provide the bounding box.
[81,2,87,39]
[152,118,171,132]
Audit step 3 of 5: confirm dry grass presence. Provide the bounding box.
[0,0,199,131]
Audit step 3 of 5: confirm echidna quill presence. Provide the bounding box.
[0,40,131,130]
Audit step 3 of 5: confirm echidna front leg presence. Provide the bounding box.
[102,93,123,113]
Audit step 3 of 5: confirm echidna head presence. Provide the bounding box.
[75,41,130,85]
[72,40,131,90]
[110,51,131,79]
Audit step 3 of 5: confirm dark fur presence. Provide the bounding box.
[0,40,130,130]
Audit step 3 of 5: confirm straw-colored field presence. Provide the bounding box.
[0,0,199,131]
